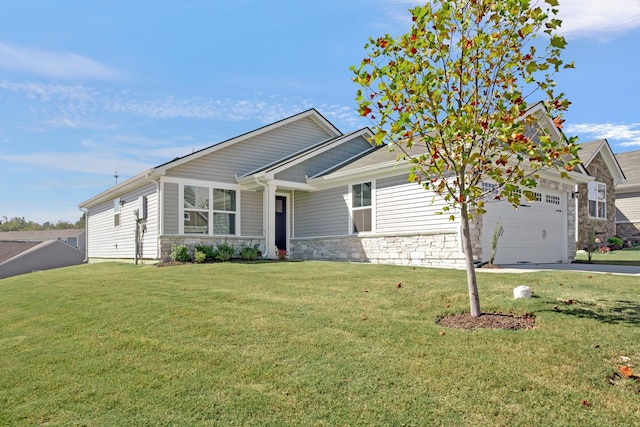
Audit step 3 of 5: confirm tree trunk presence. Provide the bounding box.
[460,202,481,317]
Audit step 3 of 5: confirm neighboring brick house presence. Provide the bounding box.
[614,149,640,244]
[575,139,625,249]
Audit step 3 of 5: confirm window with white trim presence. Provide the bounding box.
[183,185,236,235]
[352,182,372,233]
[588,181,606,219]
[113,198,121,227]
[213,188,236,235]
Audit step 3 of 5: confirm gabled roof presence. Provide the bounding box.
[615,149,640,191]
[0,241,40,264]
[578,139,626,185]
[79,109,342,208]
[309,102,591,186]
[236,128,375,187]
[153,108,342,173]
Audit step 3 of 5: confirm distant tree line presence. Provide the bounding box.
[0,214,86,232]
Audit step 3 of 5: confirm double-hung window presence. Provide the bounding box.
[184,185,209,234]
[213,188,236,235]
[352,182,372,233]
[587,181,606,219]
[183,185,236,235]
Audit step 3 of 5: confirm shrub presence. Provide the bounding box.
[193,249,206,264]
[195,244,216,261]
[170,244,191,262]
[239,244,260,261]
[214,242,235,262]
[607,236,624,250]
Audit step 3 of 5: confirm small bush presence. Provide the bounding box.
[607,236,624,250]
[195,244,216,261]
[193,249,206,264]
[214,242,235,262]
[170,244,191,262]
[240,245,260,261]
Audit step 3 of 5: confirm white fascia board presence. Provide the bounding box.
[615,183,640,193]
[78,168,161,209]
[307,160,413,190]
[536,167,592,184]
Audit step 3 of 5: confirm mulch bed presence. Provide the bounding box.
[438,312,535,330]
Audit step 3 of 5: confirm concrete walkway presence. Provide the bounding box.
[481,262,640,276]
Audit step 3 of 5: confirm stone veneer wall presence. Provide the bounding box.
[291,230,466,267]
[160,235,264,261]
[577,152,617,248]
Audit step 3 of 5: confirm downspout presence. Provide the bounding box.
[254,175,270,258]
[79,207,88,263]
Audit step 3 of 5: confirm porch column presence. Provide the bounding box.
[264,182,277,259]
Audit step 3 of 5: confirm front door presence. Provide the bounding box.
[275,195,287,251]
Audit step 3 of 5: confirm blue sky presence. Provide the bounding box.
[1,0,639,223]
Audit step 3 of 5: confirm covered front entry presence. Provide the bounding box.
[481,188,567,264]
[275,195,287,251]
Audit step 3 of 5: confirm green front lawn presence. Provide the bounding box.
[1,261,639,426]
[574,246,640,265]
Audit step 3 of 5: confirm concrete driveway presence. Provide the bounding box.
[488,263,640,276]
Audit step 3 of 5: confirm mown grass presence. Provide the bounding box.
[1,261,639,426]
[575,246,640,266]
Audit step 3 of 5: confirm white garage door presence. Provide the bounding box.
[481,188,567,264]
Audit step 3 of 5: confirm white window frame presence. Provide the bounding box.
[350,181,375,234]
[175,179,240,235]
[587,181,606,219]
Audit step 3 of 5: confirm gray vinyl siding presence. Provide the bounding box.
[376,175,459,233]
[166,117,333,182]
[87,184,158,259]
[616,191,640,222]
[275,136,373,182]
[294,187,348,237]
[163,182,179,234]
[241,190,264,236]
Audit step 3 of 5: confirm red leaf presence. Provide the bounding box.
[620,366,634,378]
[362,106,372,117]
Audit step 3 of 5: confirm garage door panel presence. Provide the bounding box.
[481,191,566,264]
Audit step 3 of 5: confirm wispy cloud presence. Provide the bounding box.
[378,0,640,40]
[0,42,125,80]
[567,123,640,147]
[558,0,640,40]
[0,80,362,131]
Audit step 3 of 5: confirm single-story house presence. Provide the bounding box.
[79,105,590,267]
[574,139,626,248]
[0,229,86,279]
[614,149,640,244]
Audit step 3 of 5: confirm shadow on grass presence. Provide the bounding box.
[546,299,640,326]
